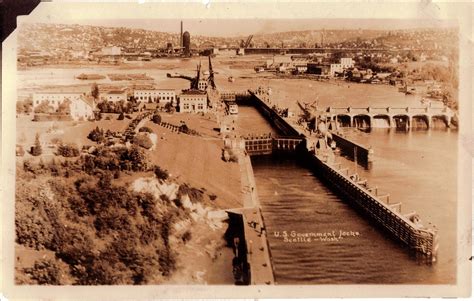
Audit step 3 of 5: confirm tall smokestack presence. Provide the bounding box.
[180,21,183,47]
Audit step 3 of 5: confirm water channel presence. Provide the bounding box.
[238,105,457,284]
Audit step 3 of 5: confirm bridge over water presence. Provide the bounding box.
[326,106,455,129]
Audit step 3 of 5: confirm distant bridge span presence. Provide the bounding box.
[230,47,437,55]
[326,106,455,128]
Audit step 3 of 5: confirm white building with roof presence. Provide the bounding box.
[33,92,83,110]
[179,90,208,113]
[70,96,95,120]
[106,91,127,102]
[340,57,354,69]
[101,46,121,56]
[134,89,176,105]
[330,64,344,76]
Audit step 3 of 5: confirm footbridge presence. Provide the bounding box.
[326,106,455,128]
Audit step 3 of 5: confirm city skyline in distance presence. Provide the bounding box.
[21,18,458,38]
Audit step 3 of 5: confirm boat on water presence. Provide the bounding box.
[76,73,106,80]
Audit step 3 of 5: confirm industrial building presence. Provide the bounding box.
[183,31,191,56]
[307,63,330,75]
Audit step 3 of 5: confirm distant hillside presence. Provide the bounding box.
[18,22,457,53]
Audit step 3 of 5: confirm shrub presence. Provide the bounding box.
[181,230,192,243]
[152,113,162,124]
[133,134,153,149]
[57,143,80,157]
[138,126,153,133]
[177,184,204,203]
[154,165,169,181]
[179,123,189,134]
[229,153,238,163]
[87,126,105,143]
[24,259,62,285]
[49,158,59,176]
[172,198,182,208]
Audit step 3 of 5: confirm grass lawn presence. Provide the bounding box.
[144,119,242,209]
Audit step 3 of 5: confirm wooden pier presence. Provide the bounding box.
[331,132,374,168]
[306,148,438,259]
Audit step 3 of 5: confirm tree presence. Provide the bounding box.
[34,101,54,114]
[87,126,105,143]
[133,134,153,149]
[164,102,175,113]
[56,143,80,157]
[16,101,25,114]
[154,166,169,181]
[30,133,42,156]
[138,126,153,133]
[91,83,99,100]
[57,99,71,114]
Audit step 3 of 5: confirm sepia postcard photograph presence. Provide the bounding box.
[1,1,472,299]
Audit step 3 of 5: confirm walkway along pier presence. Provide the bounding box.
[223,137,275,285]
[239,91,439,262]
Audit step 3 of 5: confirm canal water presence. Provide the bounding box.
[239,106,457,284]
